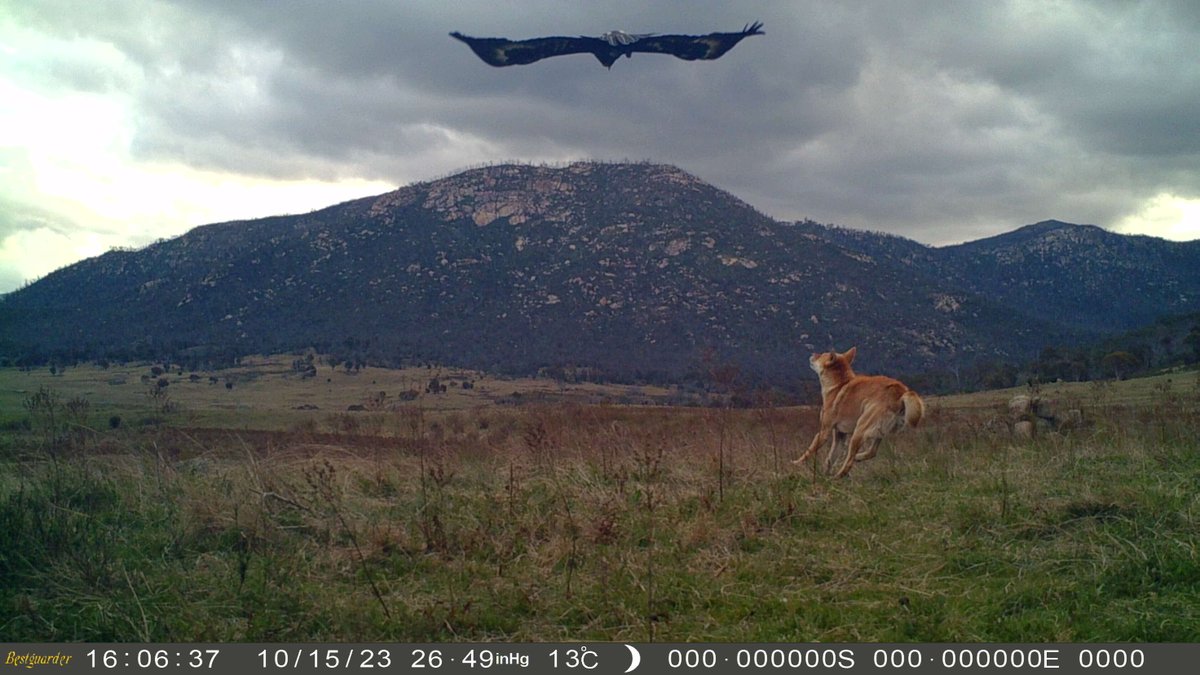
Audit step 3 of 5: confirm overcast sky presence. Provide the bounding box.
[3,0,1199,292]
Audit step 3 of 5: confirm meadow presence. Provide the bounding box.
[2,358,1199,642]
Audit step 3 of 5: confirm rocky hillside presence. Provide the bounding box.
[938,221,1200,332]
[3,162,1198,387]
[799,219,1200,334]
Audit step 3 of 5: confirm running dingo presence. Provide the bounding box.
[793,347,924,477]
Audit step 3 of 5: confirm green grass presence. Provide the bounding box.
[1,363,1199,641]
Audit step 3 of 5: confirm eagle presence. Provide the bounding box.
[450,22,763,69]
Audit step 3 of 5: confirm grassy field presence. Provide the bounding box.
[0,356,681,432]
[2,359,1199,642]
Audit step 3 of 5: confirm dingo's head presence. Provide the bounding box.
[810,347,856,380]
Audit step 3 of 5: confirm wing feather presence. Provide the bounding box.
[628,21,763,61]
[450,32,612,67]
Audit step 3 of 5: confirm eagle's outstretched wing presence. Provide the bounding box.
[450,32,619,67]
[628,21,764,61]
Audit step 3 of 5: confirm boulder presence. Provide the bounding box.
[1006,394,1084,438]
[1013,420,1036,439]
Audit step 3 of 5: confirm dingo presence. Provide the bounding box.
[792,347,924,477]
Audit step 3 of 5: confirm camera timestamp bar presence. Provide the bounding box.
[3,643,1192,674]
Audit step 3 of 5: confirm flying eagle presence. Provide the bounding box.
[450,22,763,69]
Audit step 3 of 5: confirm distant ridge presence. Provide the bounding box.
[4,161,1200,388]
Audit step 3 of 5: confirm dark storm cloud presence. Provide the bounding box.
[131,0,858,181]
[14,1,1200,243]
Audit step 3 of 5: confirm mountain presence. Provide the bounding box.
[3,162,1199,388]
[801,218,1200,334]
[937,221,1200,332]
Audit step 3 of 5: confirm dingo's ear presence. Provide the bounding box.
[842,346,857,363]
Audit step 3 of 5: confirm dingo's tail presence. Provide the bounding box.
[901,390,924,427]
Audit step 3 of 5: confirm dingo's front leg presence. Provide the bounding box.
[824,429,847,474]
[793,427,829,465]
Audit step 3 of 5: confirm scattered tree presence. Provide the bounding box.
[1101,351,1139,380]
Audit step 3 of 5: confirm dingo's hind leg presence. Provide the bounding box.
[836,406,891,476]
[854,436,883,461]
[834,430,866,477]
[835,407,889,477]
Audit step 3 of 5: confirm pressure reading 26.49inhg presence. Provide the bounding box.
[413,649,529,668]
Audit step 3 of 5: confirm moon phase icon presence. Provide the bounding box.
[624,644,641,673]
